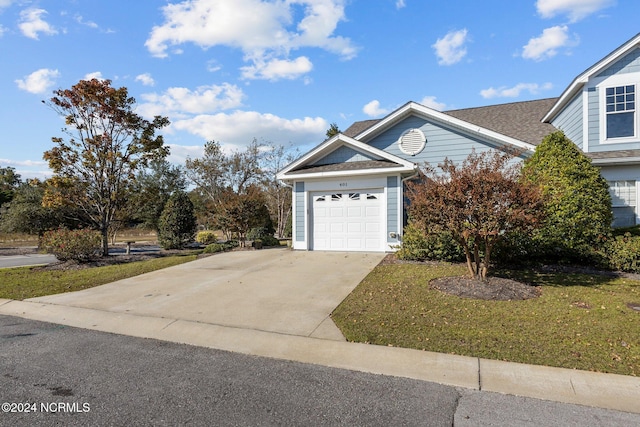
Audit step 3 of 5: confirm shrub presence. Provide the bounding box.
[260,235,281,247]
[40,228,101,261]
[158,192,197,249]
[603,234,640,273]
[522,131,612,262]
[396,223,465,262]
[202,243,227,254]
[196,230,217,245]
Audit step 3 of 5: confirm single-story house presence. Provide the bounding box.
[277,33,640,252]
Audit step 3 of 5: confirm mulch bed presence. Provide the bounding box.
[430,275,541,301]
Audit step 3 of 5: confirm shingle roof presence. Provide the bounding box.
[444,98,558,146]
[342,98,559,146]
[288,159,399,175]
[343,119,381,137]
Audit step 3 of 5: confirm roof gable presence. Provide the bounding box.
[351,102,539,151]
[543,32,640,123]
[276,133,416,181]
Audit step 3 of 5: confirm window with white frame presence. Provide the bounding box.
[605,85,636,139]
[609,180,636,207]
[609,180,637,227]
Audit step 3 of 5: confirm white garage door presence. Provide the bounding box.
[311,189,383,251]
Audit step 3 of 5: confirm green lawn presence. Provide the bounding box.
[0,255,197,301]
[332,263,640,376]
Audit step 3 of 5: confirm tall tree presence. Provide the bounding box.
[42,79,169,255]
[262,144,298,238]
[406,150,543,279]
[185,139,269,241]
[129,159,187,232]
[521,131,612,258]
[157,191,197,249]
[326,122,340,139]
[0,166,21,210]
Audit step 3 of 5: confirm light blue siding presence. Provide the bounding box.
[295,182,305,242]
[551,91,583,149]
[367,115,520,167]
[313,145,378,165]
[596,48,640,77]
[386,176,398,243]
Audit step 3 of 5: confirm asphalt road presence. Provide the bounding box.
[0,254,57,269]
[1,315,638,426]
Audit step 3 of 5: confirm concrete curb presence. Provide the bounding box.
[1,299,639,414]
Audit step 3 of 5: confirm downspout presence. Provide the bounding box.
[396,166,420,244]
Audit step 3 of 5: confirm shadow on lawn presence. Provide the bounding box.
[493,266,630,288]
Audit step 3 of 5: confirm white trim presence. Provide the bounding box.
[596,77,640,144]
[355,102,536,151]
[582,87,590,153]
[592,156,640,165]
[277,133,416,180]
[284,165,415,181]
[543,33,640,123]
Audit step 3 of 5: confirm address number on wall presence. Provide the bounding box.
[339,182,348,187]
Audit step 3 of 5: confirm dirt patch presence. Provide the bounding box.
[430,276,541,301]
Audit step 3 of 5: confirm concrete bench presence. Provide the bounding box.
[125,241,135,255]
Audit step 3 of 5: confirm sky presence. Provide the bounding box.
[0,0,638,180]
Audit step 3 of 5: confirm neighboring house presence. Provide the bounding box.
[277,33,640,252]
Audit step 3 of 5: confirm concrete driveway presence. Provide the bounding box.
[27,248,385,340]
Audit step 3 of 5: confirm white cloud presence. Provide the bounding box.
[480,82,554,99]
[522,25,576,61]
[171,111,327,148]
[432,29,469,66]
[166,144,205,166]
[0,1,15,9]
[396,0,406,9]
[536,0,615,22]
[19,8,57,39]
[0,25,6,36]
[138,83,245,118]
[145,0,356,80]
[15,68,60,94]
[363,100,390,117]
[83,71,104,81]
[0,158,48,167]
[75,14,98,29]
[135,73,155,86]
[419,96,446,111]
[241,56,313,81]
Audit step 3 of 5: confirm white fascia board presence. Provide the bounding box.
[542,33,640,123]
[283,166,416,181]
[276,133,415,180]
[355,102,536,152]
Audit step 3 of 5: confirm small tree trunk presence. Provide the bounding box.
[101,227,109,257]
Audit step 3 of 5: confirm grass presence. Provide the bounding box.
[0,255,197,301]
[332,263,640,376]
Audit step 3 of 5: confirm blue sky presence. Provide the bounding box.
[0,0,637,179]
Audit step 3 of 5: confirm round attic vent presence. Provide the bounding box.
[398,128,426,156]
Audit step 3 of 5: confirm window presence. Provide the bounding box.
[609,180,637,227]
[331,194,342,201]
[606,85,635,139]
[609,180,636,207]
[348,193,360,200]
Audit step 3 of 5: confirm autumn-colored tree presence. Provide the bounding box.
[406,150,543,279]
[42,79,169,256]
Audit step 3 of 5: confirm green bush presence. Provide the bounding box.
[603,233,640,273]
[196,230,217,245]
[158,192,197,249]
[202,243,227,254]
[260,235,280,246]
[522,131,612,262]
[40,228,102,262]
[396,224,464,262]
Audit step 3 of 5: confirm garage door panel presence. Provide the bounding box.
[311,189,383,251]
